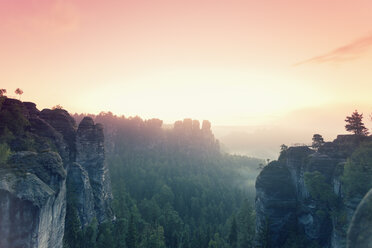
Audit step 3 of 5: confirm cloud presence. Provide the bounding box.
[294,33,372,66]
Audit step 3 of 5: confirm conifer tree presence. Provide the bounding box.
[345,110,369,136]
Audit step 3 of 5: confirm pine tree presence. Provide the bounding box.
[345,110,369,136]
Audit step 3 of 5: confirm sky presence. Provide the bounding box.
[1,0,372,135]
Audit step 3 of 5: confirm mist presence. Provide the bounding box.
[213,103,372,159]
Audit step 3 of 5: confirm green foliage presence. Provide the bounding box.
[208,233,228,248]
[63,203,83,248]
[304,171,337,209]
[0,100,45,152]
[71,113,261,248]
[83,219,98,248]
[0,143,11,165]
[0,101,29,137]
[140,224,166,248]
[342,142,372,199]
[97,222,114,248]
[126,215,137,248]
[237,200,255,248]
[114,219,126,248]
[108,152,258,248]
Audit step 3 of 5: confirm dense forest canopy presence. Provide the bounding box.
[70,112,263,248]
[3,98,372,248]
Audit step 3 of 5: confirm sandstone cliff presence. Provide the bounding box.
[0,151,66,248]
[0,98,113,248]
[255,135,372,248]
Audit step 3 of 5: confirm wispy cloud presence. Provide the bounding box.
[294,33,372,66]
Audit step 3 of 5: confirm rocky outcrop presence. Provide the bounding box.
[76,117,113,223]
[0,98,113,248]
[40,108,77,162]
[255,135,372,248]
[347,189,372,248]
[0,151,66,248]
[66,162,95,226]
[255,161,297,246]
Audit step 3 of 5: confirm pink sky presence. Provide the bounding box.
[1,0,372,127]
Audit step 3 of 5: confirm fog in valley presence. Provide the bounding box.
[214,104,372,159]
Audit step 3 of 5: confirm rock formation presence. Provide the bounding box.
[0,98,113,248]
[75,117,113,225]
[0,151,66,248]
[347,188,372,248]
[255,135,372,248]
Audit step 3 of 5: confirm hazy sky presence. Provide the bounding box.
[1,0,372,127]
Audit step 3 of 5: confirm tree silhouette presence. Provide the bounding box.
[15,88,23,100]
[345,110,369,136]
[0,89,6,97]
[312,134,324,150]
[52,104,63,110]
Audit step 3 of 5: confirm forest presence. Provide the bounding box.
[66,112,264,248]
[2,97,372,248]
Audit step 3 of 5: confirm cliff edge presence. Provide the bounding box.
[0,97,113,248]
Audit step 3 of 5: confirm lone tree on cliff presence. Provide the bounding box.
[345,110,369,136]
[312,134,324,150]
[15,88,23,100]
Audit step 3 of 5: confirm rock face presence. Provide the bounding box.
[347,189,372,248]
[0,98,113,248]
[75,117,113,225]
[0,152,66,248]
[255,135,372,248]
[255,161,297,246]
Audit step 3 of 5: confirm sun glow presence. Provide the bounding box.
[1,0,372,126]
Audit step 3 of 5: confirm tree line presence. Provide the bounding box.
[64,112,264,248]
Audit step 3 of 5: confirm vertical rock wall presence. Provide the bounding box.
[76,117,113,223]
[255,135,372,248]
[0,152,66,248]
[0,98,114,248]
